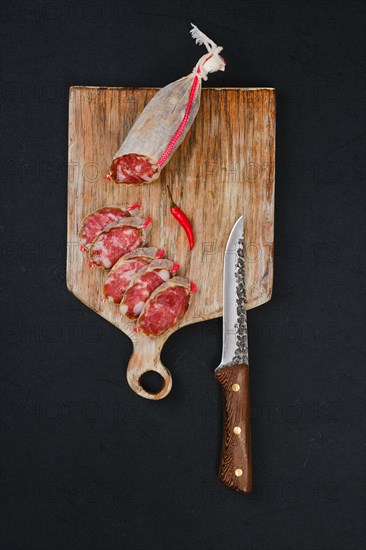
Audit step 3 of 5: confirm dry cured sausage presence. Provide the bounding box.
[107,25,225,185]
[103,247,159,303]
[89,217,150,269]
[137,277,190,336]
[79,206,134,250]
[120,259,177,319]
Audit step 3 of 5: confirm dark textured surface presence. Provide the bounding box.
[0,1,365,549]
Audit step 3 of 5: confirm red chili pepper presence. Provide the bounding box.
[167,186,194,250]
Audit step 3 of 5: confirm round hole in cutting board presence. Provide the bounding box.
[139,371,165,394]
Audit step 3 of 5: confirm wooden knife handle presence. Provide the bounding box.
[215,364,252,493]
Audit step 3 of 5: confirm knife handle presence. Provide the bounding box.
[215,364,252,493]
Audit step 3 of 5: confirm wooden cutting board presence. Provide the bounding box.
[67,86,276,400]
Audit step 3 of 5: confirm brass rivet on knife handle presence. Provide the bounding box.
[215,364,252,494]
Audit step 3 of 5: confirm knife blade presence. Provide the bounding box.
[215,216,252,493]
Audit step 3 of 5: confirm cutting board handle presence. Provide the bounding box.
[126,337,172,400]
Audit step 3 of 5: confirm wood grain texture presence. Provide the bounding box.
[215,364,252,493]
[67,87,276,399]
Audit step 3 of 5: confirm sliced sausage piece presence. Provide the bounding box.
[103,247,158,303]
[89,217,150,269]
[137,277,190,337]
[120,259,176,319]
[79,206,134,250]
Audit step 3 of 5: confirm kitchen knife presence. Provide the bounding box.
[215,216,252,493]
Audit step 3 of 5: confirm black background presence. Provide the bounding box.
[1,1,365,549]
